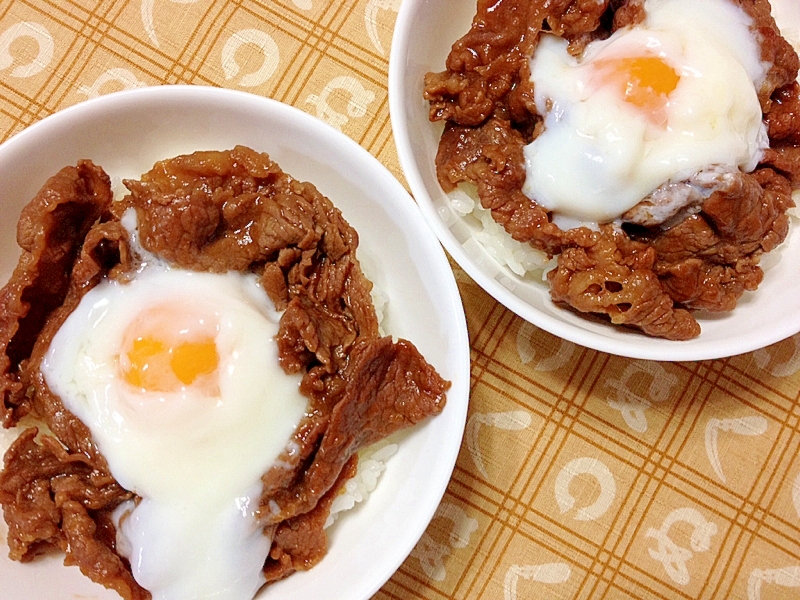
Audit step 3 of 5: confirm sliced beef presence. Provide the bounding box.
[547,229,701,340]
[260,337,448,525]
[766,82,800,144]
[544,0,610,36]
[763,145,800,187]
[0,166,143,596]
[424,0,546,127]
[0,429,146,599]
[262,456,357,582]
[23,219,131,469]
[0,161,113,426]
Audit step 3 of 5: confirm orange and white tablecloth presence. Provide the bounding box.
[1,1,799,599]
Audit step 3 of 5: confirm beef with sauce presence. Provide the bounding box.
[0,146,449,598]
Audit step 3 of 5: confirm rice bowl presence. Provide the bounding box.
[389,0,800,361]
[0,85,470,600]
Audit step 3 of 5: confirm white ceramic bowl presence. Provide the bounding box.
[389,0,800,362]
[0,85,470,600]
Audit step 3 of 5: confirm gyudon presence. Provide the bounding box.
[425,0,800,339]
[0,146,449,599]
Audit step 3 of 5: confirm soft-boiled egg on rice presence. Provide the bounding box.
[40,212,307,600]
[522,0,769,225]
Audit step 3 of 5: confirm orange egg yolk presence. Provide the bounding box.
[123,335,219,392]
[598,55,680,119]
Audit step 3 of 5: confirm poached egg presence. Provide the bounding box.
[522,0,769,225]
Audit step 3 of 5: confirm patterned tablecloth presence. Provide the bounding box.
[1,1,800,599]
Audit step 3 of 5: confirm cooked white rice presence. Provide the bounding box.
[447,184,552,279]
[324,440,398,529]
[370,284,389,337]
[321,276,397,530]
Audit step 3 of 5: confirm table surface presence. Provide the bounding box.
[1,1,799,599]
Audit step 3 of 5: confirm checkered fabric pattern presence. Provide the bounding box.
[1,1,799,599]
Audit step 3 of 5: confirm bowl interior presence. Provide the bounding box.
[389,0,800,361]
[0,85,470,600]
